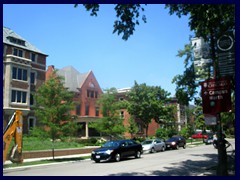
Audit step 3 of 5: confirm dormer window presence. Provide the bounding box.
[7,36,25,46]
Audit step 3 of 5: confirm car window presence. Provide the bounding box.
[102,141,120,148]
[142,140,152,145]
[127,140,134,146]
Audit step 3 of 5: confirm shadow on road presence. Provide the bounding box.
[107,153,223,176]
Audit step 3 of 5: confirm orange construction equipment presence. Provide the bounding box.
[3,110,23,164]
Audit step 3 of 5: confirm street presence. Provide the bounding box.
[3,140,235,176]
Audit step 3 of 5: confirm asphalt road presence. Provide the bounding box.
[3,140,235,176]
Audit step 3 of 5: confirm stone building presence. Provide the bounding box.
[3,27,48,133]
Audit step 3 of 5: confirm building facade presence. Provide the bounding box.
[3,27,48,133]
[46,65,103,138]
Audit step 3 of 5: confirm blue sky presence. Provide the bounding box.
[3,4,194,96]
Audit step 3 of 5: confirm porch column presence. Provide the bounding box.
[85,121,89,138]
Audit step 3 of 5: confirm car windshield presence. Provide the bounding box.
[142,140,152,145]
[102,141,120,148]
[166,137,177,142]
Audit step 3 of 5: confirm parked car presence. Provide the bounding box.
[91,139,143,163]
[165,136,186,150]
[141,139,166,153]
[203,133,215,145]
[191,133,208,139]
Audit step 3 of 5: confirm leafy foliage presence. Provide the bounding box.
[155,127,177,140]
[172,42,198,105]
[127,81,171,137]
[166,4,235,40]
[89,88,126,139]
[34,70,77,158]
[127,115,139,139]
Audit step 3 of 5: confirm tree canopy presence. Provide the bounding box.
[127,81,171,137]
[34,70,78,158]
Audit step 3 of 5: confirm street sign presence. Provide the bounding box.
[217,31,235,77]
[204,114,217,125]
[200,77,232,115]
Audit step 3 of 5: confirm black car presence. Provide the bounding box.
[91,139,143,163]
[165,136,186,150]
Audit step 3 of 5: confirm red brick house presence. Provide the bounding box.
[3,27,48,133]
[46,65,103,138]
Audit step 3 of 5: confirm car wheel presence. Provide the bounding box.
[183,144,186,149]
[150,147,155,153]
[115,153,121,162]
[161,146,165,152]
[175,145,179,150]
[135,151,141,158]
[95,160,100,163]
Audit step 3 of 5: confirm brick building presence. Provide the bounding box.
[46,65,103,138]
[3,27,48,133]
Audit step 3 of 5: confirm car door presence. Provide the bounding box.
[178,137,184,147]
[125,140,136,156]
[154,139,161,151]
[119,141,129,158]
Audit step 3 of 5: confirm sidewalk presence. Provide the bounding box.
[4,153,91,165]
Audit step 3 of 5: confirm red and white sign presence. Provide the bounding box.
[200,77,232,115]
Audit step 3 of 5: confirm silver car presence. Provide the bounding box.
[141,139,166,153]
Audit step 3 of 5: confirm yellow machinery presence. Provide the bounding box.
[3,110,23,164]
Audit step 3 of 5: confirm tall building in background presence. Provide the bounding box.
[3,27,48,133]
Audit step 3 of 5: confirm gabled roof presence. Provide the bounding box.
[3,26,47,55]
[57,66,89,92]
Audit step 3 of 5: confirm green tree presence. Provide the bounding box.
[172,40,198,105]
[35,70,76,159]
[127,81,170,137]
[127,115,139,139]
[89,88,125,139]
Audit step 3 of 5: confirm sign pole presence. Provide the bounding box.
[210,30,228,176]
[216,113,228,175]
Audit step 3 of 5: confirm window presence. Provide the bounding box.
[30,94,34,105]
[120,111,124,118]
[76,104,81,115]
[31,53,36,62]
[12,67,28,81]
[85,104,89,115]
[95,107,99,116]
[30,72,36,84]
[8,36,25,46]
[13,48,23,57]
[11,90,27,104]
[87,90,95,98]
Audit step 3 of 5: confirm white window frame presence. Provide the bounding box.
[13,47,24,57]
[12,66,28,82]
[11,89,28,104]
[30,52,38,62]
